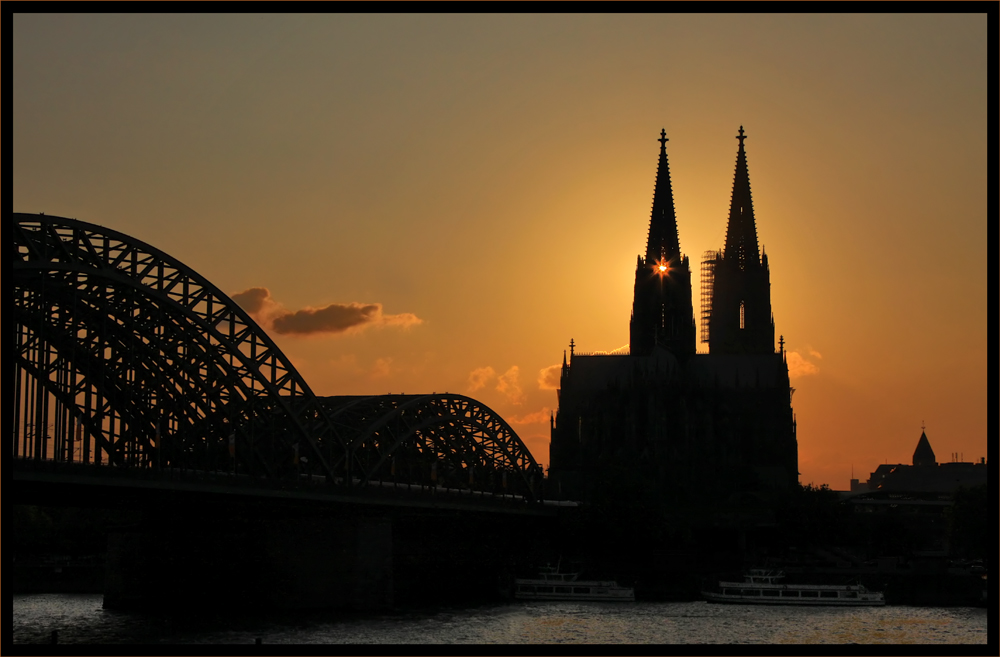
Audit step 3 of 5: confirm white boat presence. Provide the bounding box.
[702,569,885,606]
[514,562,635,601]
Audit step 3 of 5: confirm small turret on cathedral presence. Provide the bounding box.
[629,129,697,358]
[708,126,776,355]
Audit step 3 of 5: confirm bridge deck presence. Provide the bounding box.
[12,460,567,516]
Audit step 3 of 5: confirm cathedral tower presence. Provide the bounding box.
[708,127,775,355]
[550,128,798,500]
[629,129,696,357]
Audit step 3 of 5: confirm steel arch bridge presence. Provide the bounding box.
[11,213,542,501]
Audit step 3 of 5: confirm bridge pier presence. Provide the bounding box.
[104,515,393,611]
[264,516,392,610]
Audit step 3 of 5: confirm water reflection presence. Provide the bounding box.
[12,594,988,645]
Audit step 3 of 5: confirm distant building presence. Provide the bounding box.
[858,429,987,494]
[843,430,987,558]
[548,128,798,503]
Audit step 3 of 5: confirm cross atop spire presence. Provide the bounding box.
[658,128,668,153]
[737,125,746,147]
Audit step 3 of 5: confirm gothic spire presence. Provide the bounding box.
[645,129,682,264]
[723,126,761,269]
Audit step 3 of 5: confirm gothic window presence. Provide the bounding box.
[740,301,745,330]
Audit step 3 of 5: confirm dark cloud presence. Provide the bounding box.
[230,287,272,314]
[272,302,380,335]
[231,287,422,336]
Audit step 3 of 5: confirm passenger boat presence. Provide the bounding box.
[702,569,885,606]
[514,563,635,601]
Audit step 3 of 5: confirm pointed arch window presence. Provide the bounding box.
[740,301,745,330]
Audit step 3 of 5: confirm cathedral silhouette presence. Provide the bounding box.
[549,128,799,503]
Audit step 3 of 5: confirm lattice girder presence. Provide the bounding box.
[12,214,355,480]
[318,394,541,497]
[11,214,542,502]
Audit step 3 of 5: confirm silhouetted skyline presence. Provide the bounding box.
[12,13,987,488]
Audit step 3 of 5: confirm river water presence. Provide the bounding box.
[12,593,987,645]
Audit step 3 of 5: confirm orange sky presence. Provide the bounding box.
[13,14,987,489]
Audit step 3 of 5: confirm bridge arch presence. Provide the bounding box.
[11,213,541,500]
[12,213,352,481]
[320,394,542,495]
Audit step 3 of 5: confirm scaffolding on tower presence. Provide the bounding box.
[700,250,719,344]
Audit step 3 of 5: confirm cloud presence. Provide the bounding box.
[467,365,528,404]
[380,312,423,329]
[371,357,393,379]
[588,344,630,356]
[329,354,362,372]
[467,366,496,392]
[325,354,367,380]
[538,364,562,390]
[230,287,422,336]
[496,366,526,405]
[231,287,281,317]
[509,407,552,425]
[272,302,379,334]
[787,351,820,379]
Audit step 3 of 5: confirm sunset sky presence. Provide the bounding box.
[13,13,987,489]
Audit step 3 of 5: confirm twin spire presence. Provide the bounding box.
[644,126,762,270]
[646,126,760,269]
[722,126,761,269]
[645,128,682,264]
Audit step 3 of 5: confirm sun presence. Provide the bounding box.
[654,257,671,276]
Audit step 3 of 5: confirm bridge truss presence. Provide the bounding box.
[11,213,542,500]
